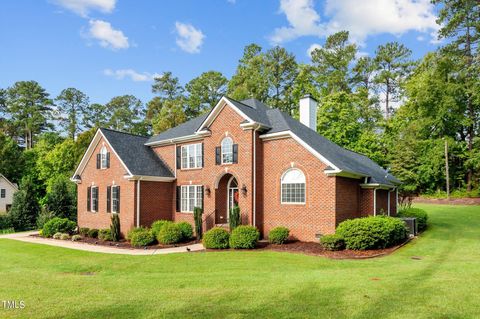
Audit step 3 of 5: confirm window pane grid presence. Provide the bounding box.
[221,137,233,164]
[181,143,202,169]
[281,183,305,203]
[181,185,202,212]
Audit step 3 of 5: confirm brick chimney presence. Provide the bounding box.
[299,94,317,131]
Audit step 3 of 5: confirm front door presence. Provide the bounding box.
[227,177,239,221]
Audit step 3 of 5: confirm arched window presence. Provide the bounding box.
[100,146,108,169]
[281,169,306,204]
[221,137,233,164]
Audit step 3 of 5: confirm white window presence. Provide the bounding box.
[0,189,5,198]
[91,186,99,212]
[221,137,233,164]
[181,143,202,169]
[100,146,108,169]
[281,169,306,204]
[180,185,203,212]
[112,186,120,213]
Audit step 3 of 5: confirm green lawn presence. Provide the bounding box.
[1,204,480,319]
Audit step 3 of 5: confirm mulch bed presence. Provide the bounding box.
[413,197,480,205]
[30,234,197,250]
[203,239,411,259]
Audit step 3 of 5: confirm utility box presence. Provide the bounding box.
[400,217,418,236]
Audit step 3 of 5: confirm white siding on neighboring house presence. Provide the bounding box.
[0,174,18,213]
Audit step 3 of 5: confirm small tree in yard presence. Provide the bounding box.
[44,176,77,221]
[229,205,241,231]
[8,178,40,231]
[193,206,203,239]
[110,213,121,241]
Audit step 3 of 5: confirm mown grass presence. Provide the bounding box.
[0,204,479,318]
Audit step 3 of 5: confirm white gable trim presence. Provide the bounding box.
[144,130,210,147]
[124,175,176,182]
[196,97,254,132]
[0,174,18,191]
[71,130,133,182]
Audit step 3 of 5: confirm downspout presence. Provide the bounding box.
[373,188,377,216]
[136,178,141,227]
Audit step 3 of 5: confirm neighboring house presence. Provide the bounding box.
[72,95,400,241]
[0,174,18,214]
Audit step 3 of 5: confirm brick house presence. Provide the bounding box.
[72,95,400,241]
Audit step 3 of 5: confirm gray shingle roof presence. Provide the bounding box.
[100,128,174,178]
[143,97,400,186]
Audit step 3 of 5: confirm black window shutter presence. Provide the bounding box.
[215,147,221,165]
[200,186,204,209]
[117,186,120,213]
[106,152,110,168]
[201,143,204,167]
[176,186,181,212]
[87,187,91,211]
[107,186,111,213]
[176,146,181,169]
[93,187,98,211]
[96,154,101,169]
[233,144,238,164]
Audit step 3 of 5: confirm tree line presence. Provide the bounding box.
[0,0,478,207]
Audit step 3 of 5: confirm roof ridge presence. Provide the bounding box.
[100,127,148,139]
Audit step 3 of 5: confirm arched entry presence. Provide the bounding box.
[215,173,239,224]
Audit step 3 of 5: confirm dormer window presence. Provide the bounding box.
[221,137,233,164]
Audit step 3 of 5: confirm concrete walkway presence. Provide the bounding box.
[0,231,205,255]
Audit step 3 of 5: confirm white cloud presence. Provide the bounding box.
[227,0,236,3]
[103,69,159,82]
[306,43,322,57]
[270,0,439,45]
[52,0,116,17]
[88,19,129,50]
[175,22,205,54]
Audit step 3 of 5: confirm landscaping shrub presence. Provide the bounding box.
[130,228,155,247]
[336,216,407,250]
[36,209,56,229]
[151,220,173,238]
[230,225,260,249]
[398,207,428,231]
[229,206,241,230]
[127,227,147,241]
[268,226,290,244]
[177,222,193,241]
[98,229,113,241]
[202,227,230,249]
[110,213,121,241]
[8,179,41,231]
[71,234,82,241]
[60,233,70,240]
[193,207,203,239]
[44,176,77,221]
[320,234,345,251]
[0,214,11,230]
[0,228,15,235]
[157,223,182,245]
[42,217,77,237]
[53,232,62,239]
[79,227,90,236]
[87,228,99,238]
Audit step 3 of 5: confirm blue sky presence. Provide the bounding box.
[0,0,442,105]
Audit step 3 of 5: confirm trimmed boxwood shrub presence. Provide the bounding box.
[87,228,99,238]
[130,228,155,247]
[398,207,428,231]
[98,229,113,241]
[127,227,147,241]
[230,225,260,249]
[336,216,407,250]
[79,227,90,236]
[320,234,345,251]
[268,227,290,244]
[157,223,182,245]
[203,227,230,249]
[177,222,193,241]
[151,220,173,238]
[42,217,77,238]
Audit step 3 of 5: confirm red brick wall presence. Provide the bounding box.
[376,189,389,215]
[335,177,361,224]
[139,181,174,227]
[359,189,374,217]
[390,191,397,216]
[261,137,336,242]
[77,135,136,236]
